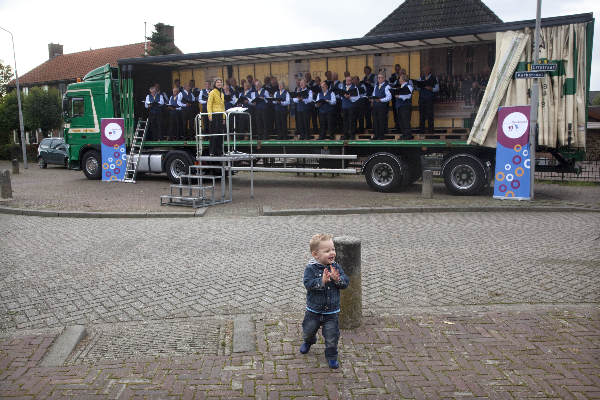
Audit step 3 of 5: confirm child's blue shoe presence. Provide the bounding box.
[328,359,339,369]
[299,342,311,354]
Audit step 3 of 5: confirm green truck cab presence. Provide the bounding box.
[62,64,121,178]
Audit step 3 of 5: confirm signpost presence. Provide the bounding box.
[531,63,557,71]
[515,71,546,79]
[527,0,543,200]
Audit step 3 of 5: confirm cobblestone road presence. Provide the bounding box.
[1,307,598,399]
[1,212,598,331]
[2,160,599,214]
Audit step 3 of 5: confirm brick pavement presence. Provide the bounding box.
[0,212,598,331]
[1,203,599,397]
[0,306,598,399]
[1,160,599,215]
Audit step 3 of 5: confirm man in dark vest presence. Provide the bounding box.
[371,73,392,140]
[144,86,163,141]
[417,66,439,133]
[394,74,414,140]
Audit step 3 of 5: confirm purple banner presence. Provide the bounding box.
[100,118,126,182]
[493,106,531,200]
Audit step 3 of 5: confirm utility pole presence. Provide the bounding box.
[529,0,542,200]
[144,22,148,56]
[0,26,28,169]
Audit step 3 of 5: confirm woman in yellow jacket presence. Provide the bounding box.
[207,78,225,156]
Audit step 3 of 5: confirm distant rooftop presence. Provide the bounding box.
[11,43,149,87]
[365,0,503,36]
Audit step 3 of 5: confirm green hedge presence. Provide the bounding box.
[0,143,38,161]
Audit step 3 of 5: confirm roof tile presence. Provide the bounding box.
[365,0,502,36]
[12,43,160,86]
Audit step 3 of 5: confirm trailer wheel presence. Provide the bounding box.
[442,156,486,195]
[82,150,101,180]
[165,151,193,183]
[364,154,406,192]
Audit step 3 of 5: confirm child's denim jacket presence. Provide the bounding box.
[303,258,350,314]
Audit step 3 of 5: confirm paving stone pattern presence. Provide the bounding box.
[0,212,599,331]
[0,307,598,399]
[1,160,599,215]
[65,317,231,365]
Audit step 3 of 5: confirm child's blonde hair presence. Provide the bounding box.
[310,233,333,253]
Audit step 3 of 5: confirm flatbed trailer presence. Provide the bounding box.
[61,12,593,195]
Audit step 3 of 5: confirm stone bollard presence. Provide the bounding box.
[334,236,362,329]
[11,159,19,175]
[422,169,433,199]
[0,170,12,199]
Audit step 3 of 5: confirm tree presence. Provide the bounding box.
[0,91,21,144]
[22,87,62,136]
[0,61,14,99]
[147,23,176,56]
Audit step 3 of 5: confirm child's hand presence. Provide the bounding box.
[322,269,331,285]
[329,266,340,282]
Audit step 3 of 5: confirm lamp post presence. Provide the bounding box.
[0,26,28,169]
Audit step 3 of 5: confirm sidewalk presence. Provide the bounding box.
[1,306,598,399]
[1,161,599,216]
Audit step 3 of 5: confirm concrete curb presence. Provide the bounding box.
[1,204,597,218]
[262,205,600,216]
[0,206,206,218]
[40,325,86,367]
[233,315,256,353]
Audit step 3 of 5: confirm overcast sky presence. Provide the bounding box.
[0,0,598,88]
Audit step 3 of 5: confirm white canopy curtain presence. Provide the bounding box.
[468,22,589,149]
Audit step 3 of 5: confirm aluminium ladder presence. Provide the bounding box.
[122,119,148,183]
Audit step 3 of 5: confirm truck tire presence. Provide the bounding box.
[442,155,486,195]
[364,153,407,192]
[165,151,193,183]
[82,150,101,180]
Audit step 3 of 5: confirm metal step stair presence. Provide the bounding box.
[160,165,225,208]
[122,119,148,183]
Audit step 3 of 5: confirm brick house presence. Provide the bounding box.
[8,25,179,143]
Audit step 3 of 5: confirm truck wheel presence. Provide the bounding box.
[443,156,486,195]
[82,150,101,180]
[165,151,193,183]
[38,157,47,169]
[364,154,407,192]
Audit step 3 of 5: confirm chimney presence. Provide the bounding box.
[48,43,63,60]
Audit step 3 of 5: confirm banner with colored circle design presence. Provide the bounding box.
[100,118,127,182]
[493,106,531,200]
